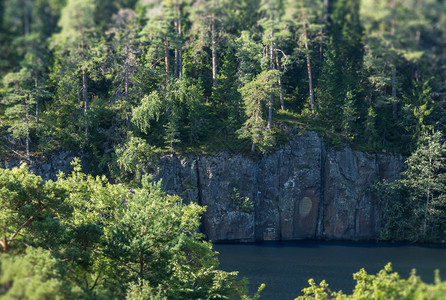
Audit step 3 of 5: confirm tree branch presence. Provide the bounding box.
[90,270,102,291]
[8,215,35,243]
[84,274,89,290]
[10,148,31,162]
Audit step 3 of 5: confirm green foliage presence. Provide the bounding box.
[126,279,168,300]
[132,92,164,134]
[0,247,83,299]
[237,70,279,153]
[231,187,254,213]
[0,1,445,297]
[241,283,265,300]
[0,164,68,253]
[104,180,245,299]
[375,131,446,242]
[114,136,161,183]
[297,263,446,300]
[0,0,444,159]
[341,91,360,141]
[235,31,263,84]
[57,158,127,227]
[297,278,340,299]
[0,162,247,299]
[364,105,378,148]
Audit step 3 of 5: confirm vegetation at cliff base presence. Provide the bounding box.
[375,130,446,243]
[0,163,248,299]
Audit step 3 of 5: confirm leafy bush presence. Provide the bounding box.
[296,263,446,300]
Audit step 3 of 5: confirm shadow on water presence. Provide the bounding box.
[214,240,446,300]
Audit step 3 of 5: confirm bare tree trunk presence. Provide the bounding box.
[415,29,421,83]
[24,0,30,36]
[391,65,397,120]
[323,0,329,22]
[302,8,315,111]
[81,31,88,113]
[267,6,275,131]
[35,72,39,129]
[77,79,82,108]
[174,20,179,78]
[125,40,130,134]
[80,33,88,138]
[82,64,88,137]
[1,237,9,253]
[139,255,144,276]
[424,157,432,240]
[25,0,32,148]
[178,9,183,79]
[320,0,329,66]
[174,3,182,79]
[25,95,30,160]
[268,41,274,130]
[390,0,397,120]
[164,35,169,87]
[275,55,285,110]
[82,68,88,113]
[211,0,217,89]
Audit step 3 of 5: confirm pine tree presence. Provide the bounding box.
[107,8,141,135]
[186,0,228,90]
[284,0,325,111]
[140,1,184,87]
[50,0,98,138]
[377,131,446,242]
[0,164,68,253]
[237,70,278,153]
[258,0,286,121]
[2,68,35,160]
[316,0,363,137]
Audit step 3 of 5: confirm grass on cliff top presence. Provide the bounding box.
[177,110,383,155]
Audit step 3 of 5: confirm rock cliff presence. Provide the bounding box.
[158,132,404,242]
[1,151,80,181]
[1,132,404,242]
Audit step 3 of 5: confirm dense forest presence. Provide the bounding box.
[1,0,445,165]
[1,0,446,298]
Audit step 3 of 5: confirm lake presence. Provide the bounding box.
[214,241,446,300]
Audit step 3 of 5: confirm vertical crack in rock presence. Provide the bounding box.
[277,152,282,240]
[195,157,207,237]
[316,138,326,239]
[195,157,203,207]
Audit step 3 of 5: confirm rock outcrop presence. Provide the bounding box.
[1,132,404,242]
[158,132,404,242]
[1,151,80,181]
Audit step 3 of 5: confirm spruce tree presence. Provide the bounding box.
[317,0,363,139]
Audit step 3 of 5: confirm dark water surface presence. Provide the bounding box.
[214,241,446,300]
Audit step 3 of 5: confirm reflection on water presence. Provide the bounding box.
[214,241,446,300]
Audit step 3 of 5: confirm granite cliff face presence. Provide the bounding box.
[1,151,80,181]
[1,132,403,242]
[158,132,404,242]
